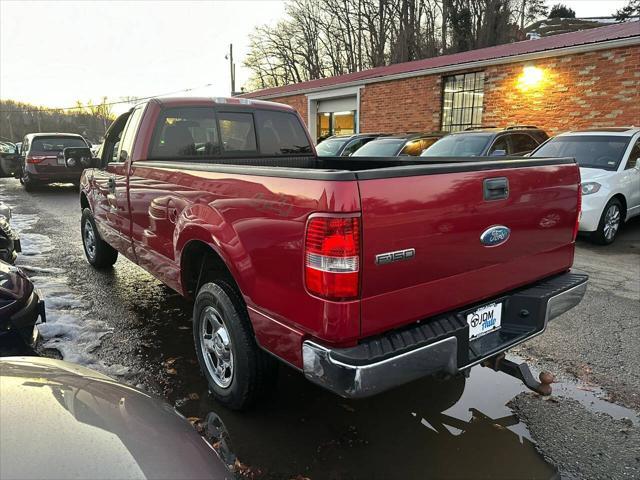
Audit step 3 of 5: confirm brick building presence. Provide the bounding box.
[243,22,640,143]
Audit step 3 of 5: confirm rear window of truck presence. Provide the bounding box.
[149,107,311,159]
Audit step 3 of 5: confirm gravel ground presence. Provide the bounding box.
[515,218,640,410]
[509,393,640,480]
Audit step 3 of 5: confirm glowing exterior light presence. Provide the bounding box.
[518,65,545,90]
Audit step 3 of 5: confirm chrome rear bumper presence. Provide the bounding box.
[302,271,588,399]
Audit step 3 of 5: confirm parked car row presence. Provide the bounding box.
[317,125,640,244]
[317,125,549,158]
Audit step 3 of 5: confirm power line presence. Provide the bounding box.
[0,83,215,114]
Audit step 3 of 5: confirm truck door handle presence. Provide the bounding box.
[483,177,509,201]
[107,176,116,194]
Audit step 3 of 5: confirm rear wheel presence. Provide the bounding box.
[21,172,39,192]
[193,280,277,410]
[591,198,623,245]
[81,208,118,268]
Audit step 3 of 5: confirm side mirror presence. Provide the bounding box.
[63,147,99,169]
[490,149,507,157]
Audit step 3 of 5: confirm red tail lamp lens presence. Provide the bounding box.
[305,216,360,300]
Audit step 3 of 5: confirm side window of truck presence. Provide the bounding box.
[149,107,221,159]
[117,106,144,163]
[100,111,131,167]
[218,112,258,154]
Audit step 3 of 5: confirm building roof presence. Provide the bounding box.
[525,17,629,37]
[244,22,640,99]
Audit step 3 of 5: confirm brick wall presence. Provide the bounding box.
[264,93,308,124]
[482,45,640,135]
[359,76,442,133]
[264,45,640,136]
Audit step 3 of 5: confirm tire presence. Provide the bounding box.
[193,280,278,410]
[591,198,623,245]
[21,173,39,192]
[81,208,118,268]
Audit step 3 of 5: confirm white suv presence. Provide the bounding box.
[531,127,640,244]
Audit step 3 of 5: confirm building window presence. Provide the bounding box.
[316,110,356,142]
[441,72,484,132]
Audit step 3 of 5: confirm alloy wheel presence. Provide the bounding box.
[199,305,234,388]
[83,221,97,261]
[603,204,621,241]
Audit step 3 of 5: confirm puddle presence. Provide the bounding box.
[552,380,639,426]
[182,367,559,479]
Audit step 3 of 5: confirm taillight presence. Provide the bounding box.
[572,185,582,241]
[26,155,47,164]
[304,216,360,301]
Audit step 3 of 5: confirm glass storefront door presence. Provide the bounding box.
[317,111,356,142]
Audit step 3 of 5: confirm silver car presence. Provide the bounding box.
[0,357,231,479]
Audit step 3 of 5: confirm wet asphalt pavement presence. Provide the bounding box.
[1,178,639,480]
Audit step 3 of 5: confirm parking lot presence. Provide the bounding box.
[1,178,638,480]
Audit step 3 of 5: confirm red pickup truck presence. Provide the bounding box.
[73,97,587,409]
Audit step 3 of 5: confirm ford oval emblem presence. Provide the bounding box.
[480,226,510,247]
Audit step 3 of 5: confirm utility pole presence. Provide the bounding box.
[226,43,236,96]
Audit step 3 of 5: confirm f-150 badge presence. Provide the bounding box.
[375,248,416,265]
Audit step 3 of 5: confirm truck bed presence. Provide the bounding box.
[129,154,579,358]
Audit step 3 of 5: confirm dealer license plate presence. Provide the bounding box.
[466,302,502,339]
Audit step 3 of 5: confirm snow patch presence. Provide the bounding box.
[19,233,54,255]
[9,213,39,232]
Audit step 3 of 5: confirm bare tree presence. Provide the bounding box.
[243,0,545,90]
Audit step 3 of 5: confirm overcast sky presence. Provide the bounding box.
[0,0,628,114]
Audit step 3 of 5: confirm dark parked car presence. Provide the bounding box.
[0,357,231,480]
[316,133,389,156]
[0,260,45,345]
[0,141,19,177]
[421,126,548,157]
[352,132,446,157]
[0,202,21,264]
[18,133,91,190]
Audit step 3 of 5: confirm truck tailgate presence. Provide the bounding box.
[358,160,580,337]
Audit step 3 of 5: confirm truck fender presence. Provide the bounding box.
[173,203,250,296]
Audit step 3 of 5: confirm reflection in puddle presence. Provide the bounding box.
[185,368,559,480]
